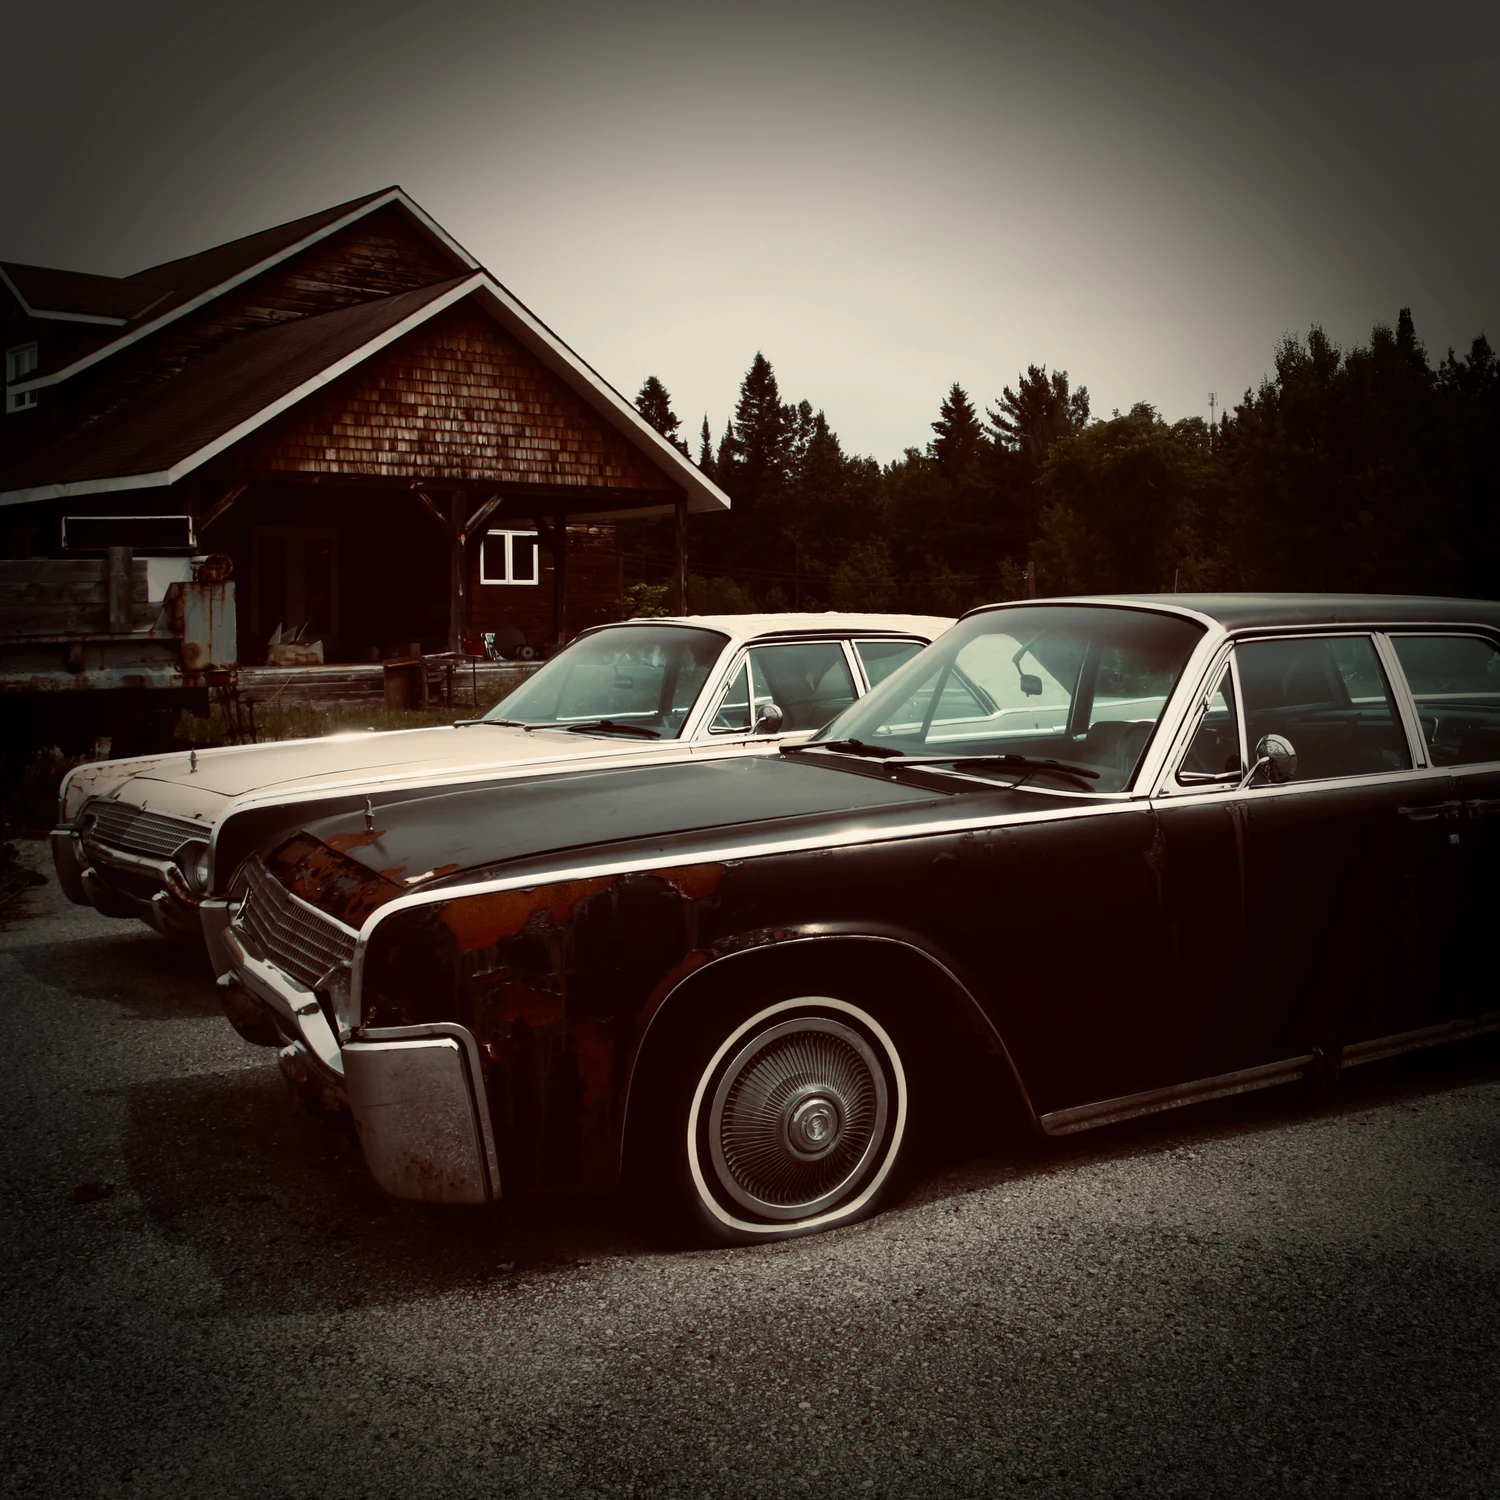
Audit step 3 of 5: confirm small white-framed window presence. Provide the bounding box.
[480,530,540,585]
[6,343,38,382]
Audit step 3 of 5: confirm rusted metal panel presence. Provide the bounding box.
[179,579,235,672]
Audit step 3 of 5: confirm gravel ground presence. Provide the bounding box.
[1,839,1496,1499]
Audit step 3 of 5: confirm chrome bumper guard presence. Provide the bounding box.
[49,828,89,906]
[215,911,500,1206]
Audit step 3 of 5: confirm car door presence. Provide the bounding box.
[1387,631,1500,1018]
[1157,631,1449,1076]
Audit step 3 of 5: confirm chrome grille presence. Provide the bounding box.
[233,858,357,990]
[83,799,206,860]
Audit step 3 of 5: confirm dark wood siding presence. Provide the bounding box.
[469,525,622,643]
[236,306,667,489]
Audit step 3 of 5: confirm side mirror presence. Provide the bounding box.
[1239,733,1297,789]
[754,702,785,735]
[1018,673,1044,698]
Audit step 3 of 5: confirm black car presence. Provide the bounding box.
[203,594,1500,1243]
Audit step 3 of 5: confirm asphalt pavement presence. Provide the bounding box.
[1,839,1496,1499]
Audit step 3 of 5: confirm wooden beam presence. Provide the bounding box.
[449,490,467,655]
[675,497,688,616]
[551,510,568,645]
[198,483,248,533]
[412,489,451,534]
[460,492,503,548]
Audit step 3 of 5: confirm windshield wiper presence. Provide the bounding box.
[780,738,904,759]
[518,718,661,739]
[941,754,1100,788]
[454,717,528,728]
[783,741,1101,788]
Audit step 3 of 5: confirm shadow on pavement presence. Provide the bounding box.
[12,932,221,1020]
[118,1061,654,1315]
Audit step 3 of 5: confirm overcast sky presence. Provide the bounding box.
[6,0,1495,461]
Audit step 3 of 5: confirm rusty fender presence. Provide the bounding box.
[357,862,728,1195]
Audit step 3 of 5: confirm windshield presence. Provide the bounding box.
[480,624,728,737]
[811,604,1204,792]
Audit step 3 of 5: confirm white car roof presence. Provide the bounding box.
[611,612,955,643]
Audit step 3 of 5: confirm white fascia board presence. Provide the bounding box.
[7,190,479,396]
[0,265,33,316]
[468,277,731,515]
[0,275,487,510]
[23,309,129,327]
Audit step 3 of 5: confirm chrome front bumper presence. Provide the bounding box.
[205,900,501,1206]
[51,824,202,939]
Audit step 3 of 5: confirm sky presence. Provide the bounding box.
[5,0,1496,462]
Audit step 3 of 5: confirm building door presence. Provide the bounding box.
[250,528,338,648]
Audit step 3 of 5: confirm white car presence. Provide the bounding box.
[50,613,952,943]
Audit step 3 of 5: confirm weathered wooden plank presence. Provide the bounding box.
[0,601,158,637]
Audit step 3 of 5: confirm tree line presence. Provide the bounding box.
[625,307,1499,616]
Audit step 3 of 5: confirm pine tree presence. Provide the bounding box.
[987,366,1090,460]
[929,384,983,482]
[697,415,716,478]
[634,375,689,454]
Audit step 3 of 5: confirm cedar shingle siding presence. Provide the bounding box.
[245,309,666,488]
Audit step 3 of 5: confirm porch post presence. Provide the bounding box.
[674,496,688,616]
[551,509,568,645]
[449,490,466,654]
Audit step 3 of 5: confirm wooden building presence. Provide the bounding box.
[0,189,727,660]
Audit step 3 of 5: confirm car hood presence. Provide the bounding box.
[95,723,663,821]
[267,754,944,921]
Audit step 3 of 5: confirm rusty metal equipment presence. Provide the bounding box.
[0,516,238,755]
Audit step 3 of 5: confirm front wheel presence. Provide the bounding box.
[645,993,917,1245]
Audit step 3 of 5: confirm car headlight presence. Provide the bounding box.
[173,841,213,898]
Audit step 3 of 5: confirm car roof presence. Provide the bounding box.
[610,612,956,642]
[969,593,1500,633]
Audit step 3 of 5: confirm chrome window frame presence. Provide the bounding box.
[1149,622,1500,799]
[1381,628,1500,774]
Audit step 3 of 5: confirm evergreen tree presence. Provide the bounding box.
[634,375,688,454]
[987,366,1090,460]
[697,415,716,478]
[929,384,983,482]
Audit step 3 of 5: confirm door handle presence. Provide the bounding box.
[1397,799,1464,822]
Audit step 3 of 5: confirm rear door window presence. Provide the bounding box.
[854,639,924,688]
[1236,636,1411,781]
[1390,635,1500,766]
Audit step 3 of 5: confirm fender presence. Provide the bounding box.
[616,926,1044,1181]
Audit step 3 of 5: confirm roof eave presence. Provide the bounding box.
[0,272,731,514]
[7,188,480,396]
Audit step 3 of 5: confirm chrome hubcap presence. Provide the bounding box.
[706,1015,890,1221]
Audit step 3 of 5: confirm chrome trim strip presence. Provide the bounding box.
[1039,1053,1318,1135]
[1371,631,1431,770]
[1342,1010,1500,1068]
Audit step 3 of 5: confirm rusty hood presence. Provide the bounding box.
[259,754,947,922]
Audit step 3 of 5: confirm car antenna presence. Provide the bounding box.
[364,797,375,833]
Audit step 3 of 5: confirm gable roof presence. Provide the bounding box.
[0,262,173,325]
[6,187,478,392]
[0,273,730,517]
